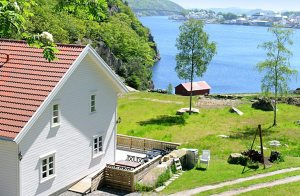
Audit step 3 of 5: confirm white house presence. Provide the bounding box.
[0,39,128,196]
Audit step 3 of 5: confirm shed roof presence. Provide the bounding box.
[0,39,85,140]
[178,81,211,91]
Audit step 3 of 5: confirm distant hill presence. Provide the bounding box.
[126,0,185,16]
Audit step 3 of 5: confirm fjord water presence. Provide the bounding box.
[140,16,300,94]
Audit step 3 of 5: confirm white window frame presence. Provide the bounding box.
[40,151,56,183]
[52,103,60,127]
[93,135,103,157]
[90,94,96,113]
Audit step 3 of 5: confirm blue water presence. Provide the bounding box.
[140,16,300,94]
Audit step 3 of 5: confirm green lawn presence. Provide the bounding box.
[237,181,300,196]
[118,92,300,193]
[197,169,300,195]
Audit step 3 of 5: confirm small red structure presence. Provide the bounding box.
[175,81,211,96]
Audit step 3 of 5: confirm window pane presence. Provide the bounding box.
[49,169,54,175]
[53,104,58,110]
[49,156,53,162]
[53,117,58,124]
[49,163,53,169]
[53,111,58,116]
[42,165,47,171]
[42,159,47,165]
[42,172,47,178]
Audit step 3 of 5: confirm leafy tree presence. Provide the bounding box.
[176,19,216,115]
[167,83,173,94]
[222,12,238,20]
[0,0,57,62]
[257,26,297,126]
[56,0,108,22]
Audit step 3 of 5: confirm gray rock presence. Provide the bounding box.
[252,98,274,111]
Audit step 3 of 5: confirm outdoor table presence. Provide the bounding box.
[115,160,141,168]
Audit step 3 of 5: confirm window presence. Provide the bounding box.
[40,153,55,181]
[93,135,103,156]
[90,94,96,112]
[52,104,60,126]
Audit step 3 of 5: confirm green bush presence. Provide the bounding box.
[156,169,172,187]
[171,163,177,174]
[135,182,153,192]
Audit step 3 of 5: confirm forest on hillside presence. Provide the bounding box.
[126,0,185,16]
[0,0,158,90]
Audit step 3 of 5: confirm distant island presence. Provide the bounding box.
[169,9,300,28]
[126,0,185,16]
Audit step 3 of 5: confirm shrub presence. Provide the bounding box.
[171,163,177,174]
[156,169,171,187]
[135,182,153,192]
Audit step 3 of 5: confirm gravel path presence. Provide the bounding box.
[169,167,300,196]
[211,175,300,196]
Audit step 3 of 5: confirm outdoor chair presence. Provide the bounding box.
[199,150,211,168]
[126,155,136,162]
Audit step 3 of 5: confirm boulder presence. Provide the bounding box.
[227,153,244,165]
[252,98,274,111]
[269,140,281,147]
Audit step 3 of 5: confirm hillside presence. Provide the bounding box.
[1,0,158,90]
[126,0,185,16]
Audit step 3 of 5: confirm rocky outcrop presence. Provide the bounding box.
[252,98,274,111]
[94,40,123,73]
[286,97,300,106]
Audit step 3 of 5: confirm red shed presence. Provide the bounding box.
[175,81,211,96]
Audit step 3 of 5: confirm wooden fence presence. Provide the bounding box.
[117,134,180,153]
[104,155,162,192]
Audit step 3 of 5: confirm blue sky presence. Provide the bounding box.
[170,0,300,11]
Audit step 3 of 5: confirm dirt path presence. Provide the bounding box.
[169,167,300,196]
[211,175,300,196]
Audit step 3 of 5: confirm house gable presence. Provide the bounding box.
[13,45,128,143]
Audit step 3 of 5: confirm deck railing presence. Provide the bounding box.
[117,134,180,153]
[104,155,162,192]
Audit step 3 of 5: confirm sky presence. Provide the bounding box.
[170,0,300,11]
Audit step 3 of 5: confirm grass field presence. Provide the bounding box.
[237,181,300,196]
[117,92,300,193]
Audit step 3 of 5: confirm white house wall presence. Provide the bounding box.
[0,140,19,196]
[19,54,118,196]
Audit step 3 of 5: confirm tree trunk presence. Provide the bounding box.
[189,63,194,115]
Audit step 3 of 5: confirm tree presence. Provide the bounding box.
[175,19,216,114]
[0,0,58,62]
[257,26,298,126]
[167,83,173,94]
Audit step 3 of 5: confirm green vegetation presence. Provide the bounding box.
[176,19,216,114]
[239,181,300,196]
[0,0,58,61]
[198,170,300,195]
[257,26,298,126]
[126,0,185,16]
[2,0,157,90]
[135,168,173,192]
[118,92,300,193]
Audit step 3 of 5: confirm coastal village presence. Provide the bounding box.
[170,9,300,28]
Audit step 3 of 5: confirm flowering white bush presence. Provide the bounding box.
[40,32,54,43]
[13,2,20,12]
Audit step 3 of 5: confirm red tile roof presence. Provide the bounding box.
[0,39,85,140]
[180,81,211,91]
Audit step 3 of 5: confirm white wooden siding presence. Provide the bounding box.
[19,54,118,196]
[0,140,19,196]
